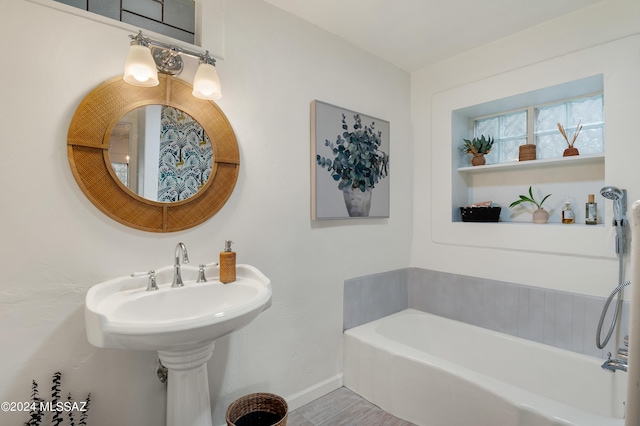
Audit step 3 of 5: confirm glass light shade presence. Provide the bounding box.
[123,45,159,87]
[192,63,222,100]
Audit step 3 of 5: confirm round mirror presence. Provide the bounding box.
[109,105,213,203]
[68,75,239,232]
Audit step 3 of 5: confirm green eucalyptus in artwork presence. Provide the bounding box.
[316,114,389,192]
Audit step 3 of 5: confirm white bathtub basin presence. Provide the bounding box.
[344,309,626,426]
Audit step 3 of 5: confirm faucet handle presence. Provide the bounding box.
[618,348,628,363]
[146,270,159,291]
[197,264,207,283]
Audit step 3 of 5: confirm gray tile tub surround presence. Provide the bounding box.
[407,268,629,359]
[343,269,408,331]
[343,267,628,359]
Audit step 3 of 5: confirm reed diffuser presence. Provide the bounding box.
[557,120,582,157]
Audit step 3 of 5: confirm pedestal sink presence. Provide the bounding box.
[85,263,272,426]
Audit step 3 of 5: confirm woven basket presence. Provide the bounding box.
[518,144,536,161]
[226,393,288,426]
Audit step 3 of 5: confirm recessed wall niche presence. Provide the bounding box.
[428,39,621,259]
[451,74,605,225]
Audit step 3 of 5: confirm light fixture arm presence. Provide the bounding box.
[128,31,151,47]
[130,31,216,67]
[198,51,217,66]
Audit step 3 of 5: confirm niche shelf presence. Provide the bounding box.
[457,153,604,174]
[454,151,605,225]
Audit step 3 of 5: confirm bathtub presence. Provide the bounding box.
[343,309,626,426]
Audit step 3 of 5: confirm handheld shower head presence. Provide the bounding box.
[600,186,628,255]
[600,186,627,223]
[600,186,624,201]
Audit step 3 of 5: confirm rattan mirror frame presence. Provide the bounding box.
[67,74,239,232]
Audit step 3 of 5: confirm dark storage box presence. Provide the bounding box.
[460,207,501,222]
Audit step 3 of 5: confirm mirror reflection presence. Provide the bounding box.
[109,106,213,203]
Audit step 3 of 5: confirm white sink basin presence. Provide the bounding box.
[85,263,272,351]
[85,261,271,426]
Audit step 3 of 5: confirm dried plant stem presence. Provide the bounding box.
[557,120,582,148]
[557,122,569,144]
[571,120,583,146]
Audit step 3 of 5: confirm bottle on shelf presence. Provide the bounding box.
[586,194,598,225]
[562,197,575,224]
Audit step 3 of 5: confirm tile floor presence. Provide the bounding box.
[287,387,416,426]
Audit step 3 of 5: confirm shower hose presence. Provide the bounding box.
[596,250,631,349]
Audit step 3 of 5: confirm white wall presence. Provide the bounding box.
[0,0,412,425]
[411,0,640,296]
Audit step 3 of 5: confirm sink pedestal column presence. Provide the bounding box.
[158,341,216,426]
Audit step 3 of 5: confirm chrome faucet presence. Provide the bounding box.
[172,242,189,288]
[602,335,629,372]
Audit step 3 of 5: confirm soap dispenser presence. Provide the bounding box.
[220,240,236,283]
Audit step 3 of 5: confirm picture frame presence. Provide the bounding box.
[311,100,390,220]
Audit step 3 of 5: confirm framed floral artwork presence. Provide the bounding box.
[311,100,390,220]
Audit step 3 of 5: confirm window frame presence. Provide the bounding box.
[471,91,604,164]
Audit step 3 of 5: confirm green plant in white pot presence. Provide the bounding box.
[316,114,389,217]
[509,186,552,224]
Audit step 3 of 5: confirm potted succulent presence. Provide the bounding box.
[461,135,494,166]
[509,186,552,224]
[316,113,389,217]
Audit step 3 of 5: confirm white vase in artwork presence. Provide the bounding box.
[342,187,372,217]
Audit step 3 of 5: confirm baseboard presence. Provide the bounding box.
[284,373,343,411]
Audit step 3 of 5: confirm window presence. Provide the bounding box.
[476,110,527,164]
[54,0,195,43]
[472,93,604,164]
[534,94,604,159]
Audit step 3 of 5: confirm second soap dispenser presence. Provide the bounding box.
[220,240,236,283]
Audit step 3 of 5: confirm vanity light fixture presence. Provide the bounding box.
[123,31,222,100]
[192,54,222,100]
